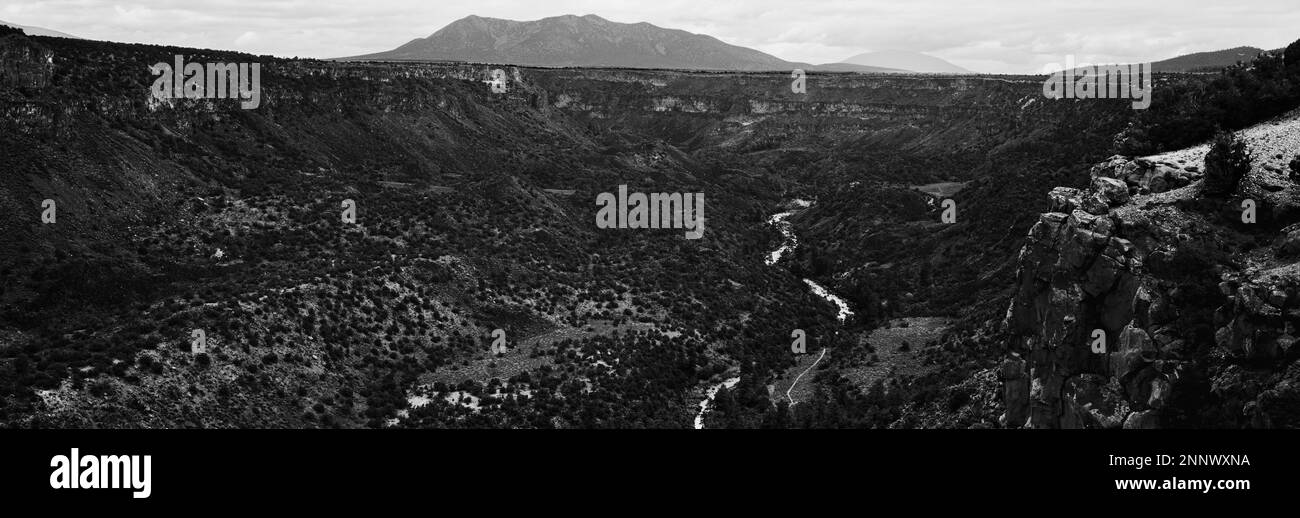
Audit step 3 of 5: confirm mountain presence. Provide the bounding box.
[0,19,79,39]
[810,62,908,73]
[343,14,789,70]
[339,14,900,72]
[838,50,971,74]
[1151,46,1267,72]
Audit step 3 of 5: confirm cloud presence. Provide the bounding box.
[2,0,1296,72]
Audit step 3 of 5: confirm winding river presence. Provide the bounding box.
[693,377,741,429]
[768,201,854,322]
[692,200,855,428]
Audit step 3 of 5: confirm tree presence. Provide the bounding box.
[710,386,740,428]
[1285,38,1300,71]
[1203,131,1251,196]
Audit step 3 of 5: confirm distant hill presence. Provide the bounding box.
[837,50,971,74]
[0,19,80,39]
[1152,46,1268,72]
[339,14,901,73]
[806,62,908,73]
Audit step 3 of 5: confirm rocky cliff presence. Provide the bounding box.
[1002,111,1300,428]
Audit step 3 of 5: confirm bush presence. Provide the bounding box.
[1289,155,1300,184]
[1203,131,1251,196]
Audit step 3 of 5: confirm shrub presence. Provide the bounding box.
[1289,155,1300,184]
[1203,131,1252,196]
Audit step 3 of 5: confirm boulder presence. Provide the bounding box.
[1090,155,1140,182]
[1093,176,1131,206]
[1080,192,1111,215]
[1087,155,1197,194]
[1048,187,1082,213]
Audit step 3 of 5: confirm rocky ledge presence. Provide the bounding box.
[999,116,1300,428]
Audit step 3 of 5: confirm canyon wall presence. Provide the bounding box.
[1003,137,1300,428]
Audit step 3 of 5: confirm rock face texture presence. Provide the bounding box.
[1001,126,1300,428]
[0,28,53,89]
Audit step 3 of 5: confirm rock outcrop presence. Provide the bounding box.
[0,28,53,90]
[1089,155,1200,196]
[1002,145,1300,428]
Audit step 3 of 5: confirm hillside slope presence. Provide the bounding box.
[1153,46,1267,73]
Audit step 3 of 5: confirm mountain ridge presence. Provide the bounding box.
[839,49,971,74]
[0,19,80,39]
[1151,46,1268,72]
[338,14,904,72]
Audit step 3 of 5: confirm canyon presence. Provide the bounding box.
[2,27,1296,428]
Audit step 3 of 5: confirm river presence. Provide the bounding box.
[693,377,741,429]
[767,200,854,322]
[692,200,855,428]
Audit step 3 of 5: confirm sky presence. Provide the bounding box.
[3,0,1298,73]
